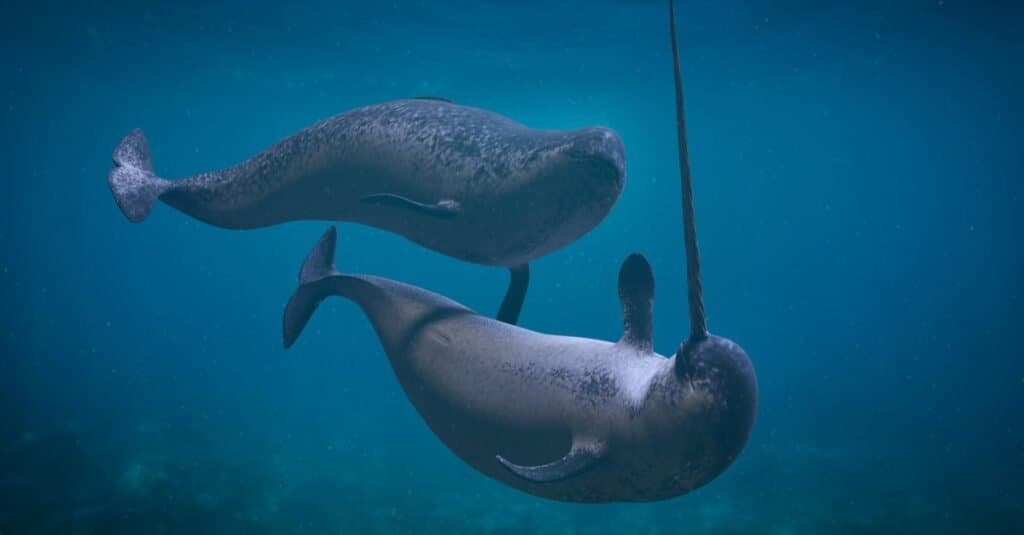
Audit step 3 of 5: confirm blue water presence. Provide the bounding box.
[2,0,1022,532]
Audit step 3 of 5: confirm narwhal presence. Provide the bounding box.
[280,0,757,502]
[108,97,625,324]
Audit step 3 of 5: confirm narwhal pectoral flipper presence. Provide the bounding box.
[496,438,606,483]
[617,253,654,351]
[496,264,530,325]
[359,193,462,219]
[108,129,172,223]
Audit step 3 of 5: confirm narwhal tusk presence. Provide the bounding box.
[668,0,708,341]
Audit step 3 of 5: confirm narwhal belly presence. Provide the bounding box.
[159,159,384,229]
[380,312,651,501]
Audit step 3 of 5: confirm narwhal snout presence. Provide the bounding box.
[565,126,627,188]
[675,334,758,468]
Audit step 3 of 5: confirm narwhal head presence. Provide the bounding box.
[635,0,758,497]
[664,334,757,486]
[616,253,756,497]
[502,126,626,262]
[544,126,626,196]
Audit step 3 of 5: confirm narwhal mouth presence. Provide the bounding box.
[565,150,627,191]
[562,126,627,188]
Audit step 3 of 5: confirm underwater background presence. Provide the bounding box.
[2,0,1022,532]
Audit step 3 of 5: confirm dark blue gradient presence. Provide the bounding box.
[2,1,1021,532]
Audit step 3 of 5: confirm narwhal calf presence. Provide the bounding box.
[283,227,755,502]
[108,97,626,324]
[280,0,758,502]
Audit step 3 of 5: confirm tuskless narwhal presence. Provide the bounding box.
[281,0,757,502]
[108,97,625,324]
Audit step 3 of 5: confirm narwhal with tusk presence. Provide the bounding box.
[108,97,626,325]
[280,0,757,502]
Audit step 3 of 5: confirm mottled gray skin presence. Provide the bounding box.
[111,98,625,267]
[286,229,757,503]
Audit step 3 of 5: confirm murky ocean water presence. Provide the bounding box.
[2,1,1021,532]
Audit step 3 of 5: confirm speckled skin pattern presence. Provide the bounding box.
[310,267,757,503]
[157,99,626,267]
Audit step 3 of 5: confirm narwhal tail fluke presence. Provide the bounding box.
[283,226,343,348]
[108,129,172,223]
